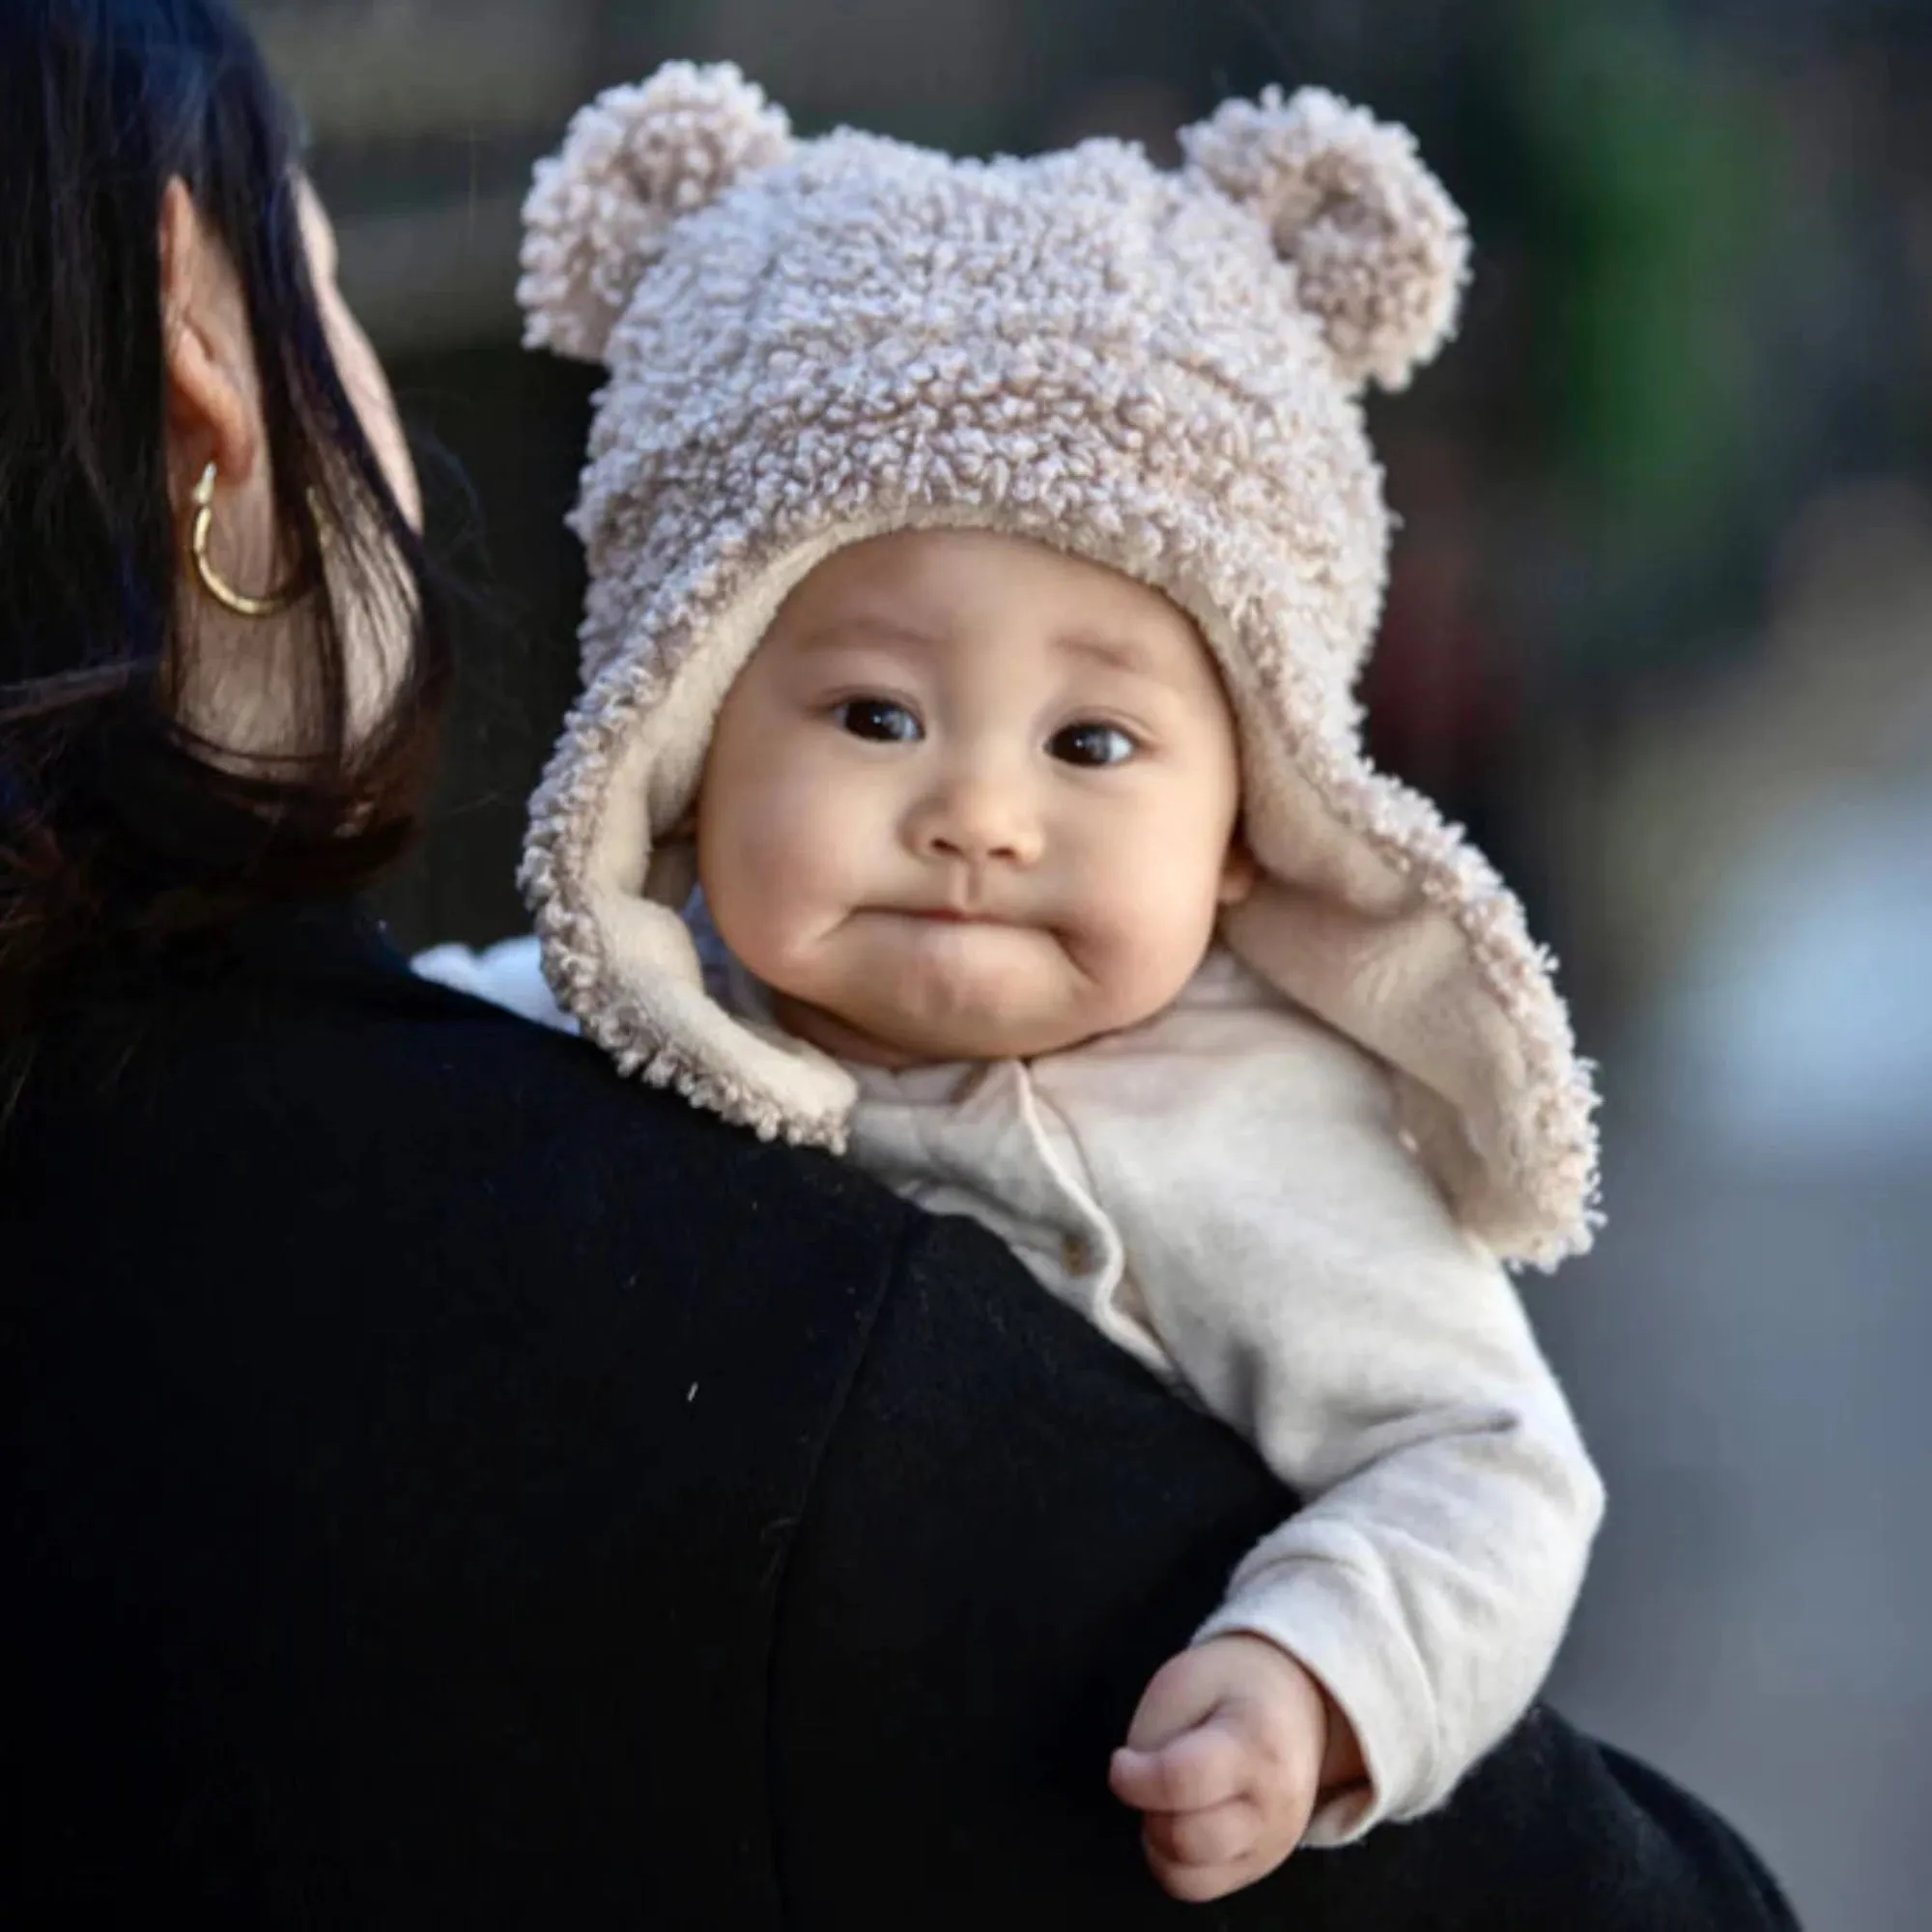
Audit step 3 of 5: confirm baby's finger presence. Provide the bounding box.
[1144,1837,1271,1906]
[1123,1648,1221,1750]
[1142,1795,1263,1870]
[1109,1723,1248,1815]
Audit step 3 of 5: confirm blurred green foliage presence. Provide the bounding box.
[1511,1,1778,535]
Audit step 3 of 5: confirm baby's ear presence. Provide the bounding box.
[1180,86,1468,393]
[1218,839,1260,908]
[519,62,793,365]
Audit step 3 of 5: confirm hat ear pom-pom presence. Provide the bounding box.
[519,61,793,365]
[1182,86,1468,392]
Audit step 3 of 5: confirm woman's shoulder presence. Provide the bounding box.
[14,904,914,1291]
[4,924,948,1926]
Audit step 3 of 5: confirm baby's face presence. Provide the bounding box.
[696,528,1252,1066]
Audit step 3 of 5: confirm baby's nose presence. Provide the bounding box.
[910,768,1043,867]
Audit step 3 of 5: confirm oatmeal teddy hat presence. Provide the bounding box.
[516,62,1601,1266]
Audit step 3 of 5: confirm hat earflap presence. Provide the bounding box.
[519,62,794,366]
[1181,86,1469,393]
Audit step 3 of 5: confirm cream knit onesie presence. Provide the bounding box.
[724,942,1605,1847]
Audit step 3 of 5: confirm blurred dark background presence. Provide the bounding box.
[246,3,1931,1922]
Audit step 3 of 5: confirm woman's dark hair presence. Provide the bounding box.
[0,0,452,1057]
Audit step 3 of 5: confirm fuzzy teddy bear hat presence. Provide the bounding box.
[517,62,1601,1266]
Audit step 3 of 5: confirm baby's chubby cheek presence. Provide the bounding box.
[696,795,856,990]
[1074,887,1224,1025]
[698,837,806,977]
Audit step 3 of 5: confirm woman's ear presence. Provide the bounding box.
[1218,838,1260,906]
[157,177,266,503]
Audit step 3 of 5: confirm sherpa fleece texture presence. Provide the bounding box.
[515,63,1601,1267]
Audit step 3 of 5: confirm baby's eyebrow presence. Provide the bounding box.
[1057,630,1143,672]
[1055,629,1177,685]
[792,614,944,652]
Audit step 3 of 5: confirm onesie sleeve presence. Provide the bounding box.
[1049,998,1605,1847]
[411,934,577,1031]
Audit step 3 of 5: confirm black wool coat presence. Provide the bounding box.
[1,902,1798,1929]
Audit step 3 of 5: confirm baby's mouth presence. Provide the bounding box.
[883,903,1013,928]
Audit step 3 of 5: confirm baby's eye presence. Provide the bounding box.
[1048,722,1137,768]
[836,697,923,743]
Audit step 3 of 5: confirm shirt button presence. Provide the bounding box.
[1060,1233,1093,1273]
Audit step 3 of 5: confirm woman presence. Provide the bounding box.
[0,3,1797,1925]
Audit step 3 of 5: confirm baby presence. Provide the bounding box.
[431,66,1606,1902]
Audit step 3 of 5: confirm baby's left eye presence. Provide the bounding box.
[1048,722,1137,768]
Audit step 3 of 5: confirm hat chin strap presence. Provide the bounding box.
[1218,883,1527,1254]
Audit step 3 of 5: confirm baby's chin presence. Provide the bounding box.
[784,976,1154,1067]
[857,1004,1098,1065]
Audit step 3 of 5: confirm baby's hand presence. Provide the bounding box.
[1107,1634,1343,1902]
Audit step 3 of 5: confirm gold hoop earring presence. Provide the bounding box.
[188,460,308,619]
